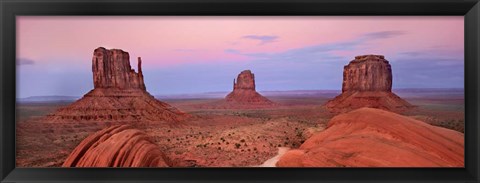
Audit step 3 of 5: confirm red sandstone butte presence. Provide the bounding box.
[225,70,275,106]
[325,55,413,113]
[92,47,146,90]
[46,47,186,123]
[62,125,170,167]
[276,108,464,167]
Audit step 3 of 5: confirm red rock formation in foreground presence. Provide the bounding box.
[224,70,275,106]
[325,55,413,113]
[276,108,464,167]
[63,125,170,167]
[47,47,186,123]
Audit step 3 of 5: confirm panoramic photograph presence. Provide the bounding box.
[16,16,464,167]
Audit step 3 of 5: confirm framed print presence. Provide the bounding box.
[1,0,479,182]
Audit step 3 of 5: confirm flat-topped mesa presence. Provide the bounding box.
[342,54,392,93]
[233,70,256,91]
[326,55,413,113]
[92,47,146,90]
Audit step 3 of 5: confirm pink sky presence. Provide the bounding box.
[16,16,464,98]
[17,16,463,68]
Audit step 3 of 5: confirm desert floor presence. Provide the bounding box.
[16,90,464,167]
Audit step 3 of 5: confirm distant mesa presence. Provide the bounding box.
[231,70,256,91]
[62,125,170,167]
[276,108,464,167]
[224,70,276,106]
[46,47,186,123]
[325,55,414,113]
[193,70,276,109]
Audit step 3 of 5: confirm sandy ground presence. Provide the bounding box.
[257,147,291,167]
[16,93,464,167]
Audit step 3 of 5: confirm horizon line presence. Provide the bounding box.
[17,87,465,99]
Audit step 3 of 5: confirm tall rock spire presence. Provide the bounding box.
[137,57,145,90]
[138,57,143,74]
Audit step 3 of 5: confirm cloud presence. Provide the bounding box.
[224,49,271,58]
[219,30,417,90]
[227,30,406,61]
[391,57,463,88]
[362,31,406,39]
[399,51,423,57]
[396,46,463,61]
[242,35,279,45]
[17,58,35,65]
[387,46,464,89]
[218,30,421,90]
[224,49,241,54]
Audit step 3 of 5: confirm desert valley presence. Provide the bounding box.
[16,48,465,167]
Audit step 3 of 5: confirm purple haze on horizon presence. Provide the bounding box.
[16,16,464,98]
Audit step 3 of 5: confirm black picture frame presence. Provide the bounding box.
[1,0,479,182]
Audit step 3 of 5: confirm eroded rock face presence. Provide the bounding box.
[46,47,186,123]
[233,70,256,90]
[326,55,413,113]
[225,70,275,106]
[93,47,146,90]
[276,108,464,167]
[342,55,392,92]
[62,125,170,167]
